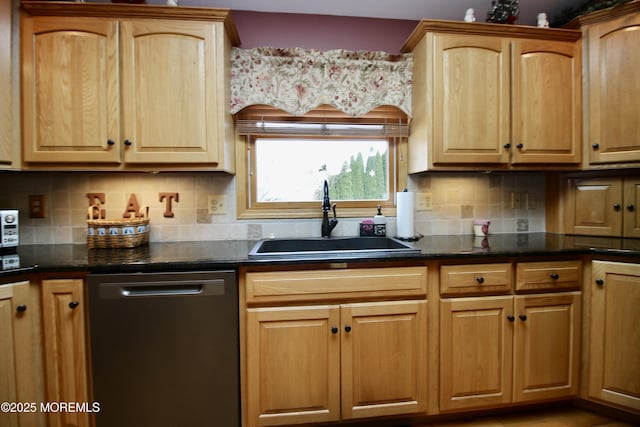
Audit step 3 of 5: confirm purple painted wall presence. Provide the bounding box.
[232,11,419,53]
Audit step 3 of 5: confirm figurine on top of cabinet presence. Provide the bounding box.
[464,8,477,22]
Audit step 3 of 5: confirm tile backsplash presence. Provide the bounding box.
[0,171,545,244]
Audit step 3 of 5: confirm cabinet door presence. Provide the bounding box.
[120,20,221,164]
[41,279,89,427]
[513,292,581,402]
[432,34,510,164]
[246,305,341,427]
[590,261,640,411]
[511,39,581,164]
[341,300,427,419]
[21,17,120,163]
[623,178,640,238]
[0,281,37,427]
[587,13,640,165]
[0,0,12,166]
[440,296,513,411]
[570,178,622,236]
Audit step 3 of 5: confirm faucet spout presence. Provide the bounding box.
[321,180,338,238]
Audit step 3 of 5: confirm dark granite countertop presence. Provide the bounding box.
[2,233,640,279]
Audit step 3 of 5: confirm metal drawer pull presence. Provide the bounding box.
[519,314,527,321]
[331,326,339,334]
[507,315,515,322]
[475,276,484,284]
[344,325,352,333]
[69,301,80,309]
[550,273,559,280]
[16,304,27,313]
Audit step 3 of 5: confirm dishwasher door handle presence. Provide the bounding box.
[99,279,227,299]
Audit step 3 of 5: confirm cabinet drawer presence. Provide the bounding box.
[440,263,513,296]
[245,266,427,304]
[516,260,582,292]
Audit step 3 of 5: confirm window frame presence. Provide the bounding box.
[235,106,408,220]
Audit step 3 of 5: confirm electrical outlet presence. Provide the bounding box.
[510,191,522,209]
[416,192,433,211]
[207,195,227,215]
[29,194,46,218]
[525,192,537,210]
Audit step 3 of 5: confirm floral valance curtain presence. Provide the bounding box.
[229,47,413,117]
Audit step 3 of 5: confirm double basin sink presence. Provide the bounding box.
[248,236,421,260]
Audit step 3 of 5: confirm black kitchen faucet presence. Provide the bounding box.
[321,180,338,238]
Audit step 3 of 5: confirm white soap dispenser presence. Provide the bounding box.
[373,205,387,236]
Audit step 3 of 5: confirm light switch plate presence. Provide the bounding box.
[207,195,227,215]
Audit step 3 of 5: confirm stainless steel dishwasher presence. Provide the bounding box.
[88,271,239,427]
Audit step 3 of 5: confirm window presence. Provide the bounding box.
[236,106,408,219]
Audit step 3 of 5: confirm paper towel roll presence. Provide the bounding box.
[396,192,415,239]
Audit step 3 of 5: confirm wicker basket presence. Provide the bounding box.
[87,205,150,249]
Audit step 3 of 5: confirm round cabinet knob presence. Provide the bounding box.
[475,276,485,284]
[69,301,80,309]
[592,143,600,150]
[595,279,604,286]
[613,204,621,211]
[344,325,352,333]
[107,139,115,146]
[516,143,524,149]
[507,315,515,322]
[503,143,511,149]
[519,314,527,321]
[331,326,338,334]
[16,304,27,313]
[628,204,636,212]
[550,273,560,280]
[124,139,133,146]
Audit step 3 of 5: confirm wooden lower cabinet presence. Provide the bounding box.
[0,281,38,427]
[246,305,341,426]
[513,293,581,403]
[440,292,581,412]
[589,261,640,412]
[41,278,89,427]
[245,300,427,427]
[341,301,427,419]
[440,296,513,411]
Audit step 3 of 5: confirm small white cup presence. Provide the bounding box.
[473,219,491,236]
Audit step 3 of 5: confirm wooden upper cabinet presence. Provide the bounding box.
[0,0,13,167]
[20,2,239,170]
[402,20,581,172]
[511,39,581,164]
[120,20,222,164]
[569,177,623,236]
[21,17,120,163]
[432,34,510,165]
[623,178,640,237]
[583,8,640,166]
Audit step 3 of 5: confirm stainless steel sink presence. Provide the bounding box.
[248,236,421,259]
